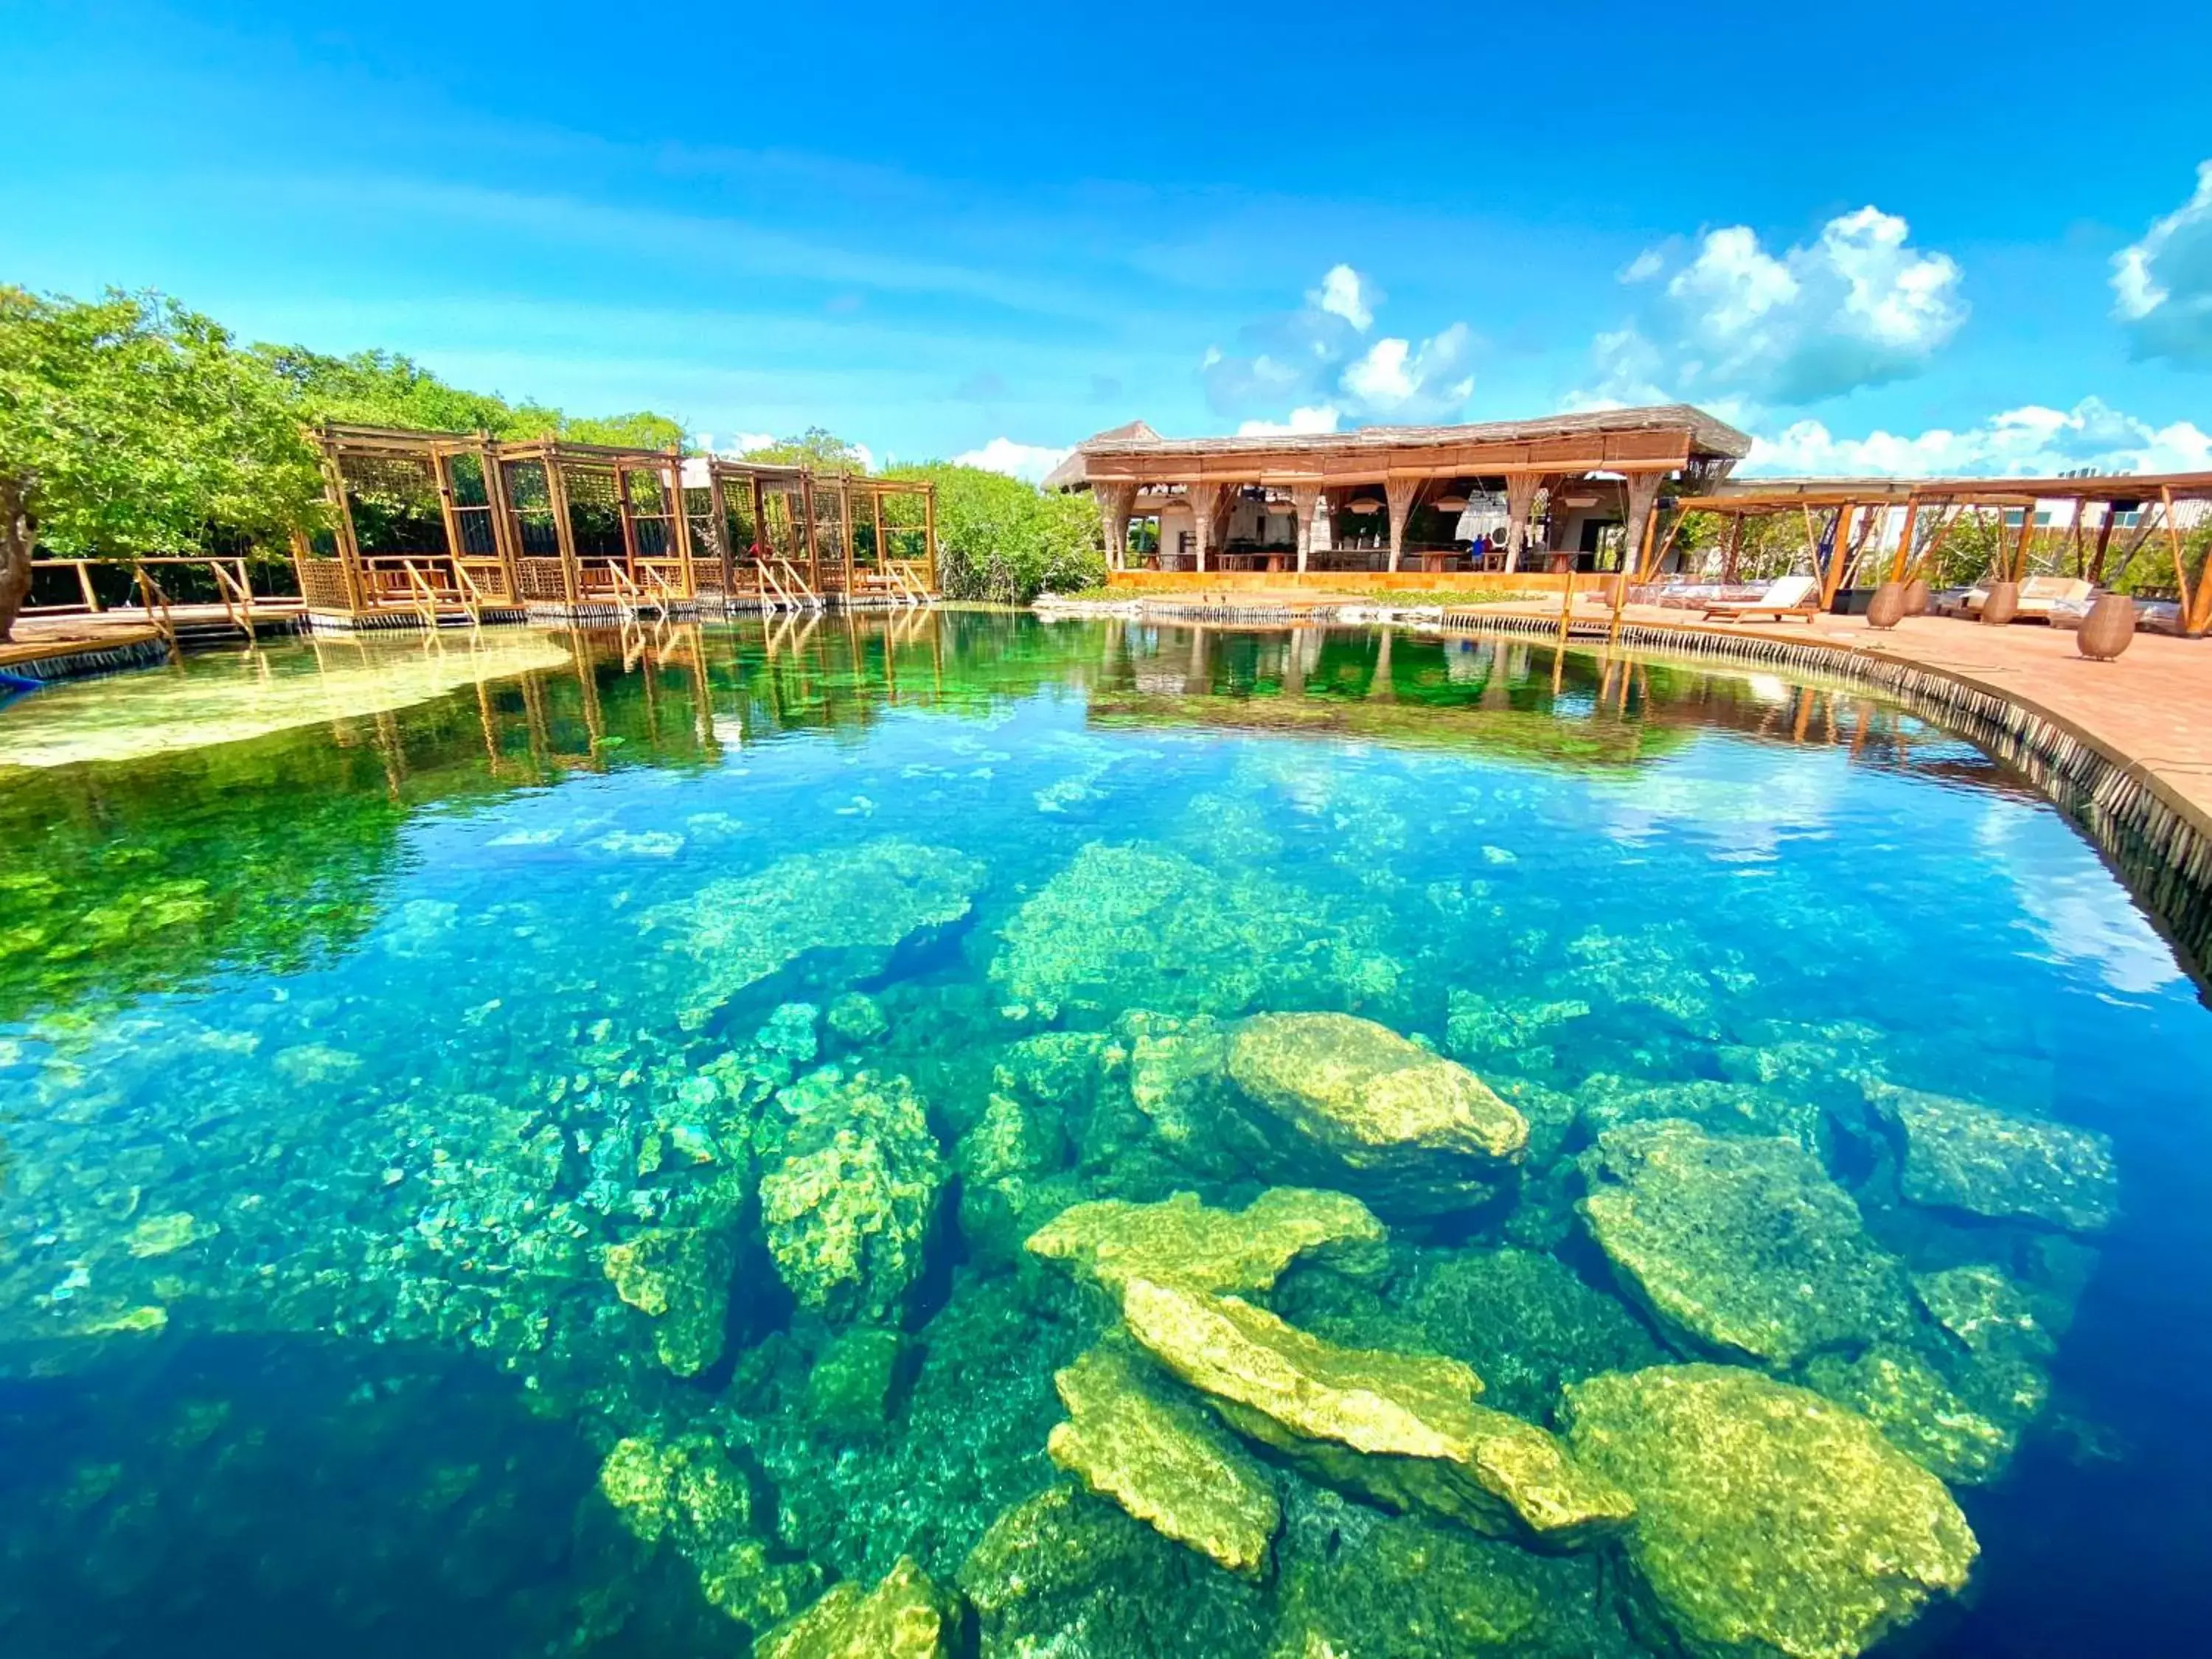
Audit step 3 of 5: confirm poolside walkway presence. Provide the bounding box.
[1480,599,2212,838]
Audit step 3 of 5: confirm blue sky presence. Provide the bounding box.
[4,1,2211,480]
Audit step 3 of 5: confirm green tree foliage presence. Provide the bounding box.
[255,346,568,439]
[886,462,1105,603]
[745,427,872,473]
[0,287,328,639]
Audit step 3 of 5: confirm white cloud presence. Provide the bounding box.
[1340,324,1475,421]
[2112,160,2212,364]
[1236,406,1340,437]
[1742,396,2212,477]
[952,437,1073,484]
[698,431,778,455]
[1978,799,2182,995]
[1312,263,1376,331]
[1588,206,1965,407]
[1203,266,1472,425]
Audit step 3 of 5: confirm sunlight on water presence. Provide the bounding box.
[1,613,2206,1658]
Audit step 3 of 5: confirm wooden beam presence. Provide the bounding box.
[544,449,583,610]
[923,484,938,594]
[1820,504,1854,608]
[669,451,698,601]
[1385,475,1423,574]
[2008,500,2037,584]
[2086,500,2119,586]
[1886,501,1919,585]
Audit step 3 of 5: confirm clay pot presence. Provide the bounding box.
[1980,580,2020,626]
[1865,581,1907,630]
[2076,592,2137,661]
[1902,578,1932,616]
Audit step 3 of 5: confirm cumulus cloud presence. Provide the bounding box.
[1585,206,1966,408]
[952,437,1074,484]
[2112,160,2212,364]
[1742,396,2212,477]
[1236,406,1341,437]
[1201,265,1472,426]
[698,431,779,456]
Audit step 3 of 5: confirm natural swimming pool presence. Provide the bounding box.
[1,612,2208,1657]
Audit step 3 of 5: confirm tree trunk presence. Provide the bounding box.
[0,475,36,644]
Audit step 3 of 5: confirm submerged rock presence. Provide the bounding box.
[1225,1013,1528,1218]
[598,1432,820,1629]
[805,1326,906,1434]
[603,1222,738,1377]
[1870,1085,2118,1233]
[1121,1278,1632,1548]
[1579,1119,1913,1367]
[1799,1343,2023,1486]
[647,840,984,1029]
[1116,1010,1237,1160]
[759,1068,945,1323]
[755,1557,956,1659]
[1025,1188,1386,1298]
[1564,1365,1978,1659]
[988,843,1396,1023]
[1047,1343,1280,1576]
[826,992,889,1046]
[1443,990,1590,1074]
[958,1483,1273,1658]
[1575,1072,1830,1151]
[1913,1263,2059,1360]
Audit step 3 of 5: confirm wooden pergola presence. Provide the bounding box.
[1045,405,1752,577]
[296,424,936,626]
[1658,472,2212,633]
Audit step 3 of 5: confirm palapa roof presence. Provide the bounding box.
[1045,404,1752,492]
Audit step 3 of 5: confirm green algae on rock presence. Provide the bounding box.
[1048,1343,1280,1576]
[1913,1263,2059,1360]
[598,1432,821,1629]
[959,1482,1275,1658]
[1026,1188,1385,1298]
[806,1326,907,1434]
[1869,1085,2118,1232]
[1121,1278,1632,1548]
[1579,1119,1913,1367]
[1575,1072,1832,1151]
[1564,1365,1978,1659]
[1443,990,1590,1072]
[647,841,985,1029]
[759,1068,946,1323]
[1799,1343,2026,1486]
[756,1556,957,1659]
[1225,1013,1528,1218]
[987,842,1397,1023]
[602,1222,740,1377]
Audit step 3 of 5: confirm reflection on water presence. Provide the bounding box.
[1,613,2208,1658]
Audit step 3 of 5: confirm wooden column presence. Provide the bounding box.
[1886,501,1919,584]
[483,444,522,601]
[1094,480,1138,573]
[2008,501,2037,584]
[1187,481,1225,574]
[750,476,768,567]
[706,467,735,593]
[1822,504,1856,607]
[1720,512,1745,584]
[430,449,465,565]
[1385,475,1422,573]
[668,451,698,600]
[1291,484,1322,575]
[2087,501,2120,586]
[802,476,822,591]
[615,464,641,582]
[315,439,368,616]
[923,484,939,593]
[543,447,583,610]
[872,488,887,586]
[1618,472,1666,590]
[1502,472,1542,573]
[839,477,856,596]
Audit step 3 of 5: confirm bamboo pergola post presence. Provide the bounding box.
[706,467,734,595]
[667,449,698,602]
[2087,502,2119,586]
[615,463,641,585]
[315,436,369,616]
[803,476,821,592]
[1720,512,1744,585]
[872,488,886,591]
[543,445,583,611]
[923,484,938,593]
[1887,501,1919,584]
[839,477,856,596]
[483,442,522,602]
[2008,501,2038,583]
[1822,504,1855,608]
[430,448,465,573]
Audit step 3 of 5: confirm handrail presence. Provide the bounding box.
[449,557,487,627]
[134,564,179,661]
[397,558,443,629]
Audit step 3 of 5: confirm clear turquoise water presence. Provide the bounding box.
[1,613,2207,1656]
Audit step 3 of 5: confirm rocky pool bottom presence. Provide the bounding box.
[1,616,2208,1658]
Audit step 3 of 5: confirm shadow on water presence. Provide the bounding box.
[0,1334,725,1659]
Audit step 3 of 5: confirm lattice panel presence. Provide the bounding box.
[299,561,351,608]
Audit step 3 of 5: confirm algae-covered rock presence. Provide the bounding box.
[756,1556,956,1659]
[1576,1072,1830,1151]
[1047,1343,1280,1576]
[1399,1247,1667,1422]
[958,1483,1274,1658]
[647,840,984,1028]
[1871,1086,2117,1232]
[1121,1278,1631,1548]
[1225,1013,1527,1218]
[826,992,889,1045]
[1443,990,1590,1073]
[1913,1264,2058,1360]
[1564,1365,1978,1659]
[1026,1189,1385,1298]
[1799,1344,2020,1485]
[955,1089,1076,1268]
[1271,1496,1636,1658]
[603,1224,737,1377]
[1579,1119,1913,1367]
[988,843,1396,1023]
[1116,1009,1237,1158]
[759,1068,946,1323]
[598,1432,821,1628]
[806,1327,905,1434]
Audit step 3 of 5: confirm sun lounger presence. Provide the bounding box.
[1701,574,1821,623]
[1962,576,2093,623]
